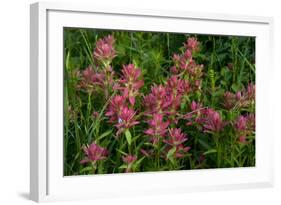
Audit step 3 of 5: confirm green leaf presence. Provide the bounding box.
[203,149,217,155]
[167,147,177,164]
[231,84,239,92]
[135,156,145,166]
[125,129,132,146]
[96,130,112,141]
[116,149,127,156]
[81,166,93,173]
[132,157,145,170]
[65,50,71,71]
[118,164,128,169]
[198,139,211,149]
[144,142,154,146]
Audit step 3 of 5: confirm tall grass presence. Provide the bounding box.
[64,28,255,176]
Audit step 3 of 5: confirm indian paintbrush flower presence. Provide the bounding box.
[121,155,137,173]
[164,128,188,146]
[80,143,108,164]
[106,95,139,136]
[184,37,200,52]
[144,113,169,144]
[105,95,127,123]
[144,85,170,115]
[93,35,116,64]
[78,66,105,92]
[201,109,223,132]
[164,128,190,159]
[117,64,144,106]
[223,83,255,110]
[115,106,139,136]
[235,113,255,143]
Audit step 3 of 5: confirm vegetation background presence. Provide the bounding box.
[64,28,255,176]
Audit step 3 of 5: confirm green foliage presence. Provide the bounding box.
[64,28,255,176]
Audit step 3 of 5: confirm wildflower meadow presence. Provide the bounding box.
[64,28,255,175]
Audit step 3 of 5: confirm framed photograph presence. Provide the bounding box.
[30,2,274,202]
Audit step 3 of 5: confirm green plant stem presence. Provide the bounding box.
[214,133,221,168]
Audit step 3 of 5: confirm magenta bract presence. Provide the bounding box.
[80,143,108,164]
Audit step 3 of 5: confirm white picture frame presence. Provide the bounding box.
[30,1,274,202]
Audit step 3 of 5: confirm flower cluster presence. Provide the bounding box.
[106,64,143,136]
[165,76,190,122]
[105,95,139,135]
[144,114,169,145]
[122,155,137,173]
[171,37,203,91]
[78,66,105,92]
[223,83,255,110]
[115,64,144,106]
[201,109,224,133]
[78,35,117,98]
[93,35,116,64]
[185,106,224,133]
[115,107,139,135]
[73,34,255,174]
[144,76,190,121]
[105,95,126,123]
[235,114,255,143]
[80,143,108,164]
[142,40,205,162]
[164,128,190,159]
[144,85,170,115]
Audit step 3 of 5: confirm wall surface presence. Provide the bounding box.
[0,0,280,204]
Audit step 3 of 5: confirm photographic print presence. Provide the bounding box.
[63,28,255,176]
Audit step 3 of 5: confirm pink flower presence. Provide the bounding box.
[235,114,255,133]
[165,76,190,122]
[223,83,255,109]
[171,37,203,91]
[174,145,191,158]
[236,91,242,100]
[246,113,255,130]
[172,50,192,72]
[115,106,139,135]
[202,109,223,132]
[236,115,247,131]
[78,66,106,91]
[122,155,137,164]
[223,90,245,110]
[247,83,255,100]
[106,95,139,135]
[185,101,204,126]
[164,128,190,159]
[92,111,99,118]
[80,143,108,164]
[239,136,247,143]
[78,65,116,98]
[105,95,126,123]
[234,113,255,143]
[81,66,96,82]
[164,128,188,146]
[144,85,170,115]
[184,37,200,52]
[166,76,190,96]
[170,66,178,74]
[117,64,144,106]
[223,91,237,109]
[190,100,202,111]
[144,114,169,144]
[122,155,137,173]
[93,35,116,63]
